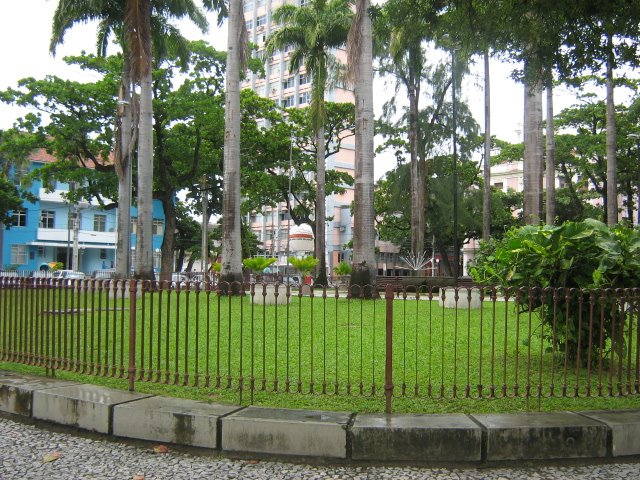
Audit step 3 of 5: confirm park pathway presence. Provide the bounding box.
[0,416,638,479]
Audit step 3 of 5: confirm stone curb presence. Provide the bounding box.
[1,371,639,463]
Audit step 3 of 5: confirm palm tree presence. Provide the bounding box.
[264,0,352,286]
[482,50,491,240]
[50,0,212,279]
[348,0,376,293]
[374,0,428,259]
[220,0,247,288]
[523,59,544,225]
[545,76,556,225]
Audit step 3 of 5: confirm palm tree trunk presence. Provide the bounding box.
[545,78,556,225]
[605,33,617,226]
[129,0,156,281]
[349,0,376,293]
[482,50,491,241]
[408,60,423,257]
[115,57,132,279]
[523,60,543,225]
[315,126,328,286]
[221,0,244,287]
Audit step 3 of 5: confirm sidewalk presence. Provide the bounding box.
[1,370,639,463]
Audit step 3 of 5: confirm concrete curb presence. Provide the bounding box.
[1,371,639,463]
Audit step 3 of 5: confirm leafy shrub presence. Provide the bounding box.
[288,256,318,277]
[242,257,276,273]
[333,261,352,276]
[470,219,640,364]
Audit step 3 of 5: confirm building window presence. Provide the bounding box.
[299,73,310,85]
[13,165,29,185]
[100,248,107,260]
[40,210,55,229]
[12,208,26,227]
[270,65,280,77]
[244,0,253,11]
[10,245,27,265]
[493,182,504,190]
[282,77,295,89]
[256,15,267,27]
[94,214,107,232]
[298,90,311,105]
[245,19,253,30]
[282,95,295,108]
[152,218,164,236]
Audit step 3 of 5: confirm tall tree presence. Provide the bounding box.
[50,0,212,278]
[348,0,376,292]
[374,0,437,258]
[264,0,352,286]
[545,78,556,224]
[220,0,247,287]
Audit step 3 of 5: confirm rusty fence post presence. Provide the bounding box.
[385,284,394,413]
[128,279,137,392]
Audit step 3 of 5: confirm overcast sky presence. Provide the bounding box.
[1,0,589,178]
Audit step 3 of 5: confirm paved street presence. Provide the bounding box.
[1,416,638,479]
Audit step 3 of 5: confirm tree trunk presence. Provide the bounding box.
[523,60,543,225]
[350,0,376,295]
[159,194,176,282]
[134,55,155,280]
[482,50,491,241]
[409,61,423,256]
[114,56,132,280]
[315,125,328,286]
[605,35,617,225]
[221,0,244,287]
[545,78,556,225]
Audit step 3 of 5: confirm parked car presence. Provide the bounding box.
[281,275,301,286]
[53,270,86,280]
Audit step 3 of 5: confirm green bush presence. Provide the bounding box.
[242,257,276,273]
[333,261,352,276]
[288,256,318,277]
[470,219,640,364]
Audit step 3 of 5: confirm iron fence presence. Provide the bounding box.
[0,276,638,412]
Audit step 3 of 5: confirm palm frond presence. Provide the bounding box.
[347,0,365,84]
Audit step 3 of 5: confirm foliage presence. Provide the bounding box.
[470,220,640,363]
[288,256,319,277]
[242,257,276,273]
[0,174,25,226]
[333,260,352,276]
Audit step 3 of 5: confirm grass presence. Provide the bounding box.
[1,282,639,414]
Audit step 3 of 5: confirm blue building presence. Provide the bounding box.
[2,149,165,275]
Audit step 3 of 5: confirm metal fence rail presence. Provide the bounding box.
[0,276,638,413]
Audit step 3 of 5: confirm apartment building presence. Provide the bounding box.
[2,149,165,275]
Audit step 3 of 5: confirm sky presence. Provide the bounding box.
[0,0,587,179]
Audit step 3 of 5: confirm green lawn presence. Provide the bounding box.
[1,283,638,413]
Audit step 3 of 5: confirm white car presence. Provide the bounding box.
[53,270,86,280]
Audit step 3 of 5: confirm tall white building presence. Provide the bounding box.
[242,0,356,276]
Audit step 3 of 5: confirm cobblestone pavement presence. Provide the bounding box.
[1,416,639,480]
